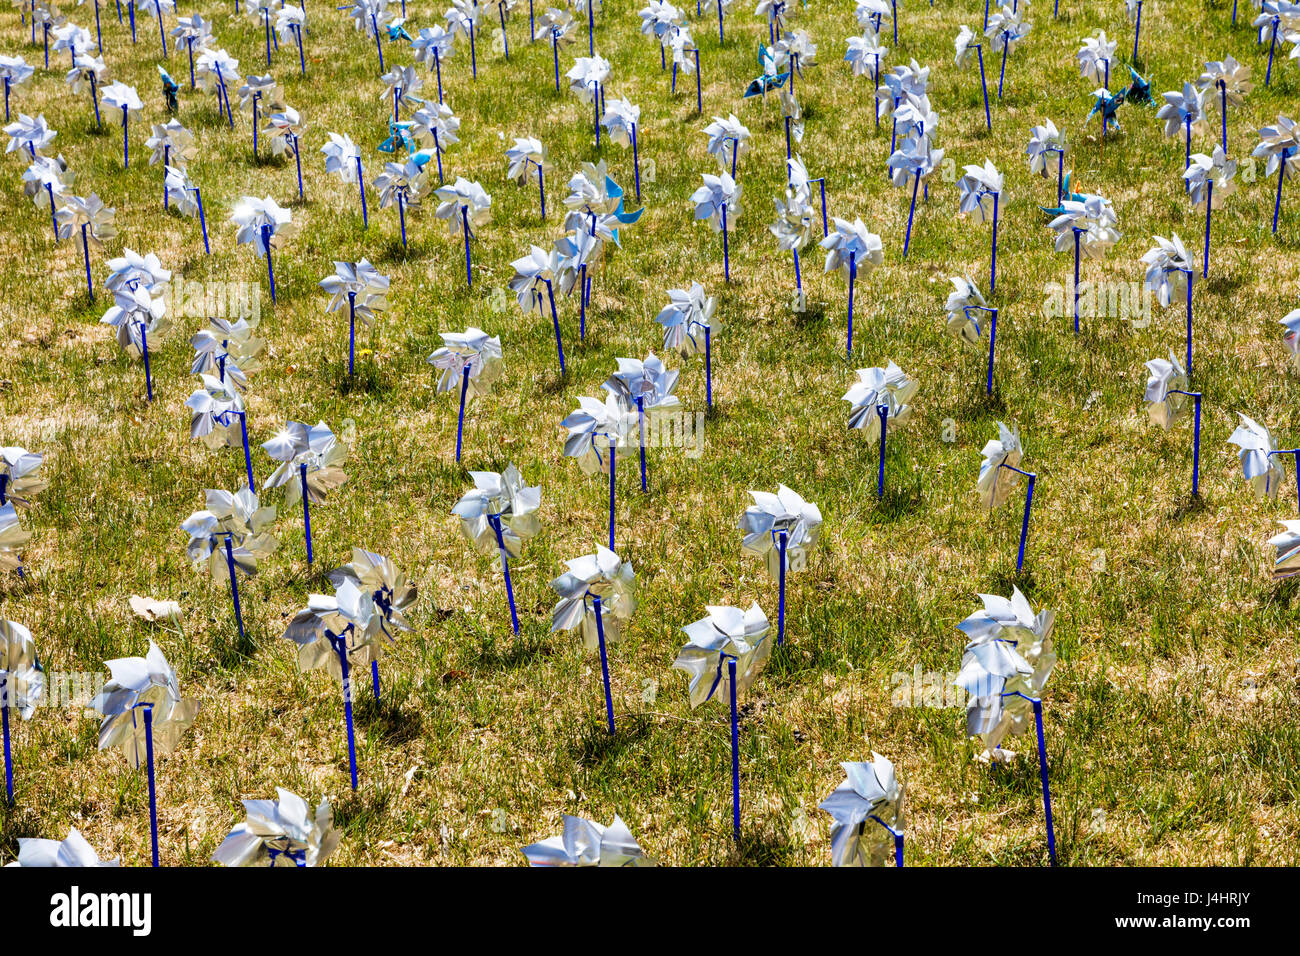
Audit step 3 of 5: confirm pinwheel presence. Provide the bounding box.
[1254,115,1300,235]
[0,56,34,123]
[739,485,821,646]
[1196,57,1252,153]
[691,172,740,282]
[755,0,787,41]
[953,588,1057,864]
[56,192,116,301]
[262,421,348,565]
[382,64,423,128]
[412,25,455,101]
[320,259,390,377]
[410,102,460,184]
[435,178,491,286]
[1141,233,1198,371]
[1143,351,1201,496]
[819,753,905,866]
[521,814,651,866]
[191,316,265,389]
[953,24,990,130]
[280,576,390,788]
[536,8,576,91]
[601,97,641,198]
[639,0,681,65]
[6,828,119,867]
[158,64,181,113]
[230,195,297,302]
[100,81,141,167]
[137,0,172,57]
[3,112,55,158]
[561,160,643,246]
[274,5,306,76]
[1077,29,1116,90]
[186,375,255,488]
[453,464,540,632]
[562,393,633,547]
[1268,520,1300,578]
[1254,1,1294,86]
[554,225,604,338]
[34,3,65,67]
[322,132,369,226]
[945,277,1000,396]
[655,282,717,405]
[1184,145,1236,278]
[0,620,41,805]
[238,74,282,157]
[769,177,814,298]
[509,244,566,373]
[857,0,896,40]
[0,447,45,511]
[575,0,601,53]
[264,106,308,199]
[51,22,90,69]
[329,548,418,672]
[1282,308,1300,372]
[164,165,209,252]
[64,51,105,126]
[673,602,770,841]
[1157,83,1206,184]
[89,641,198,867]
[845,31,887,129]
[1088,86,1128,143]
[888,132,942,257]
[820,217,884,357]
[145,119,194,209]
[182,487,278,640]
[985,5,1029,99]
[1046,192,1120,334]
[567,54,611,142]
[100,285,170,400]
[977,422,1036,573]
[170,14,214,88]
[23,153,72,239]
[957,160,1003,292]
[703,114,749,177]
[668,27,701,113]
[1026,119,1066,203]
[773,29,817,96]
[196,47,238,126]
[844,362,916,497]
[742,42,789,98]
[506,136,550,218]
[0,503,30,575]
[549,547,636,734]
[427,328,504,460]
[1229,413,1299,506]
[788,152,831,232]
[446,0,480,78]
[603,354,681,492]
[212,789,340,867]
[346,0,390,71]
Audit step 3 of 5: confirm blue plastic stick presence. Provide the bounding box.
[593,595,615,735]
[1033,699,1057,865]
[729,656,740,841]
[977,45,990,129]
[632,124,641,200]
[903,172,919,256]
[1184,269,1194,373]
[371,660,380,703]
[545,279,565,374]
[142,704,159,867]
[777,530,788,645]
[456,364,470,461]
[81,224,93,301]
[1203,182,1213,278]
[877,405,888,497]
[462,206,472,287]
[141,323,153,400]
[332,633,358,790]
[637,397,647,492]
[2,677,12,806]
[263,225,277,302]
[1072,228,1081,333]
[224,535,245,641]
[293,135,304,199]
[1170,390,1202,496]
[987,307,998,395]
[990,193,999,293]
[721,202,730,281]
[705,326,712,408]
[894,832,904,866]
[846,253,856,358]
[299,464,313,564]
[470,23,477,77]
[356,157,368,227]
[236,412,254,491]
[197,187,210,254]
[348,292,356,375]
[608,437,616,551]
[490,515,520,633]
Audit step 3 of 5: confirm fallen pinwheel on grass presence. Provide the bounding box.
[89,641,198,868]
[427,327,504,460]
[550,546,636,735]
[453,464,541,634]
[212,789,341,867]
[954,587,1057,864]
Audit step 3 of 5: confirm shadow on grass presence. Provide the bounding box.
[1260,576,1300,610]
[471,633,553,672]
[870,477,924,521]
[1168,492,1207,521]
[355,693,425,745]
[570,712,651,767]
[729,820,803,866]
[988,564,1038,596]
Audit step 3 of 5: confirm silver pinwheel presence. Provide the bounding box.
[453,464,540,633]
[944,275,999,395]
[739,485,821,646]
[100,285,169,401]
[520,814,652,866]
[655,282,717,406]
[1254,115,1300,235]
[549,546,636,735]
[506,135,550,218]
[957,159,1003,292]
[978,422,1036,573]
[603,354,680,493]
[427,328,504,460]
[56,191,116,301]
[1184,145,1236,279]
[230,195,297,303]
[261,421,348,565]
[672,602,770,841]
[0,619,42,805]
[1140,233,1198,371]
[182,487,278,641]
[1143,351,1201,498]
[435,177,491,287]
[1026,118,1066,203]
[820,216,883,357]
[322,132,369,225]
[1046,191,1120,334]
[89,640,198,867]
[691,172,740,282]
[320,259,390,377]
[7,828,119,867]
[561,392,633,549]
[844,362,917,497]
[212,789,341,867]
[0,446,46,510]
[818,753,905,866]
[185,375,255,490]
[374,156,432,248]
[1229,413,1297,506]
[509,244,566,375]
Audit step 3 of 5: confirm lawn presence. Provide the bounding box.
[1,0,1298,866]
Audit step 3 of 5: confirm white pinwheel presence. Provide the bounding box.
[691,172,740,229]
[673,603,771,708]
[0,619,43,722]
[739,485,822,580]
[1077,29,1116,86]
[0,448,46,511]
[977,421,1026,510]
[1140,233,1196,307]
[1157,81,1206,148]
[89,640,198,769]
[7,828,119,867]
[957,160,1002,223]
[184,374,246,451]
[1047,194,1120,260]
[703,114,750,174]
[3,113,55,156]
[819,753,905,867]
[820,216,884,278]
[944,275,989,344]
[845,29,887,79]
[1229,413,1287,499]
[212,789,340,867]
[230,195,296,256]
[655,282,717,359]
[520,815,652,867]
[1185,144,1236,209]
[1143,352,1192,430]
[843,363,916,437]
[561,392,632,477]
[549,546,637,650]
[321,260,390,375]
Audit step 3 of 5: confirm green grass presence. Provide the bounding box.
[2,0,1299,866]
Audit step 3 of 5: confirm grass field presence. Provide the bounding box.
[1,0,1299,866]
